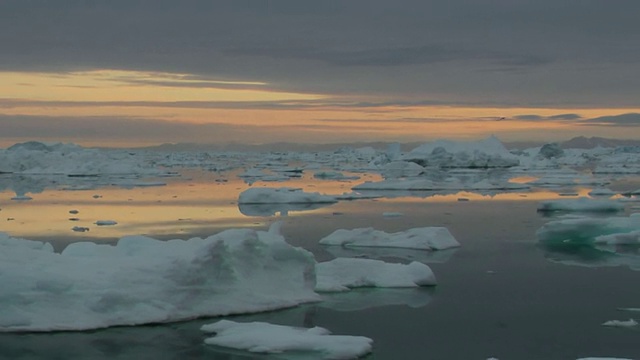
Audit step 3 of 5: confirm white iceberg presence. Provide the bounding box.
[0,223,318,332]
[537,197,624,213]
[315,258,436,292]
[238,187,337,204]
[201,320,373,360]
[401,136,519,169]
[319,227,460,251]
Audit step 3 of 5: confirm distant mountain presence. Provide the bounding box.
[129,136,639,153]
[132,141,423,153]
[504,136,640,150]
[559,136,640,149]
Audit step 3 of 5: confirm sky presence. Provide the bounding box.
[1,0,639,147]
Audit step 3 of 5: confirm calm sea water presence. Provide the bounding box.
[1,171,639,359]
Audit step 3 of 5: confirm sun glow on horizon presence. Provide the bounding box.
[1,69,639,147]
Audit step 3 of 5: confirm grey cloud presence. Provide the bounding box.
[514,115,544,121]
[512,114,584,121]
[582,113,640,127]
[1,1,640,107]
[0,115,251,143]
[548,114,582,120]
[229,45,551,69]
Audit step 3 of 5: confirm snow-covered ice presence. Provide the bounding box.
[401,136,519,169]
[320,227,460,251]
[315,258,436,292]
[201,320,373,359]
[0,223,318,332]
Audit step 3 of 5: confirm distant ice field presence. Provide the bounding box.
[0,138,639,359]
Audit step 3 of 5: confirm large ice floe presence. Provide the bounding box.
[0,223,319,332]
[319,227,460,251]
[0,222,445,333]
[400,136,519,169]
[201,320,373,359]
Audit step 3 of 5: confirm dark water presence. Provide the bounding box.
[1,182,639,359]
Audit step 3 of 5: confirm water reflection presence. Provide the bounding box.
[318,287,434,311]
[238,202,337,217]
[540,243,640,271]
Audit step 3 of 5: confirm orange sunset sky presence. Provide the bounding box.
[1,1,639,147]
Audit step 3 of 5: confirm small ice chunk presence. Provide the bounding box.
[11,195,32,201]
[601,318,638,327]
[201,320,373,359]
[588,188,616,197]
[382,212,403,217]
[95,220,117,226]
[315,258,436,292]
[320,227,460,251]
[313,171,359,180]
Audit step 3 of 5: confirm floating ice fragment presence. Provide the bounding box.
[315,258,436,292]
[601,319,638,327]
[382,212,403,217]
[201,320,373,360]
[11,195,32,201]
[95,220,117,226]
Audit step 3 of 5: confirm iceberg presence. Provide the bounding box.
[401,136,519,169]
[319,227,460,251]
[0,223,318,332]
[315,258,436,292]
[201,320,373,359]
[238,187,337,204]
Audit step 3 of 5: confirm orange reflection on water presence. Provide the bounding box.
[0,179,252,240]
